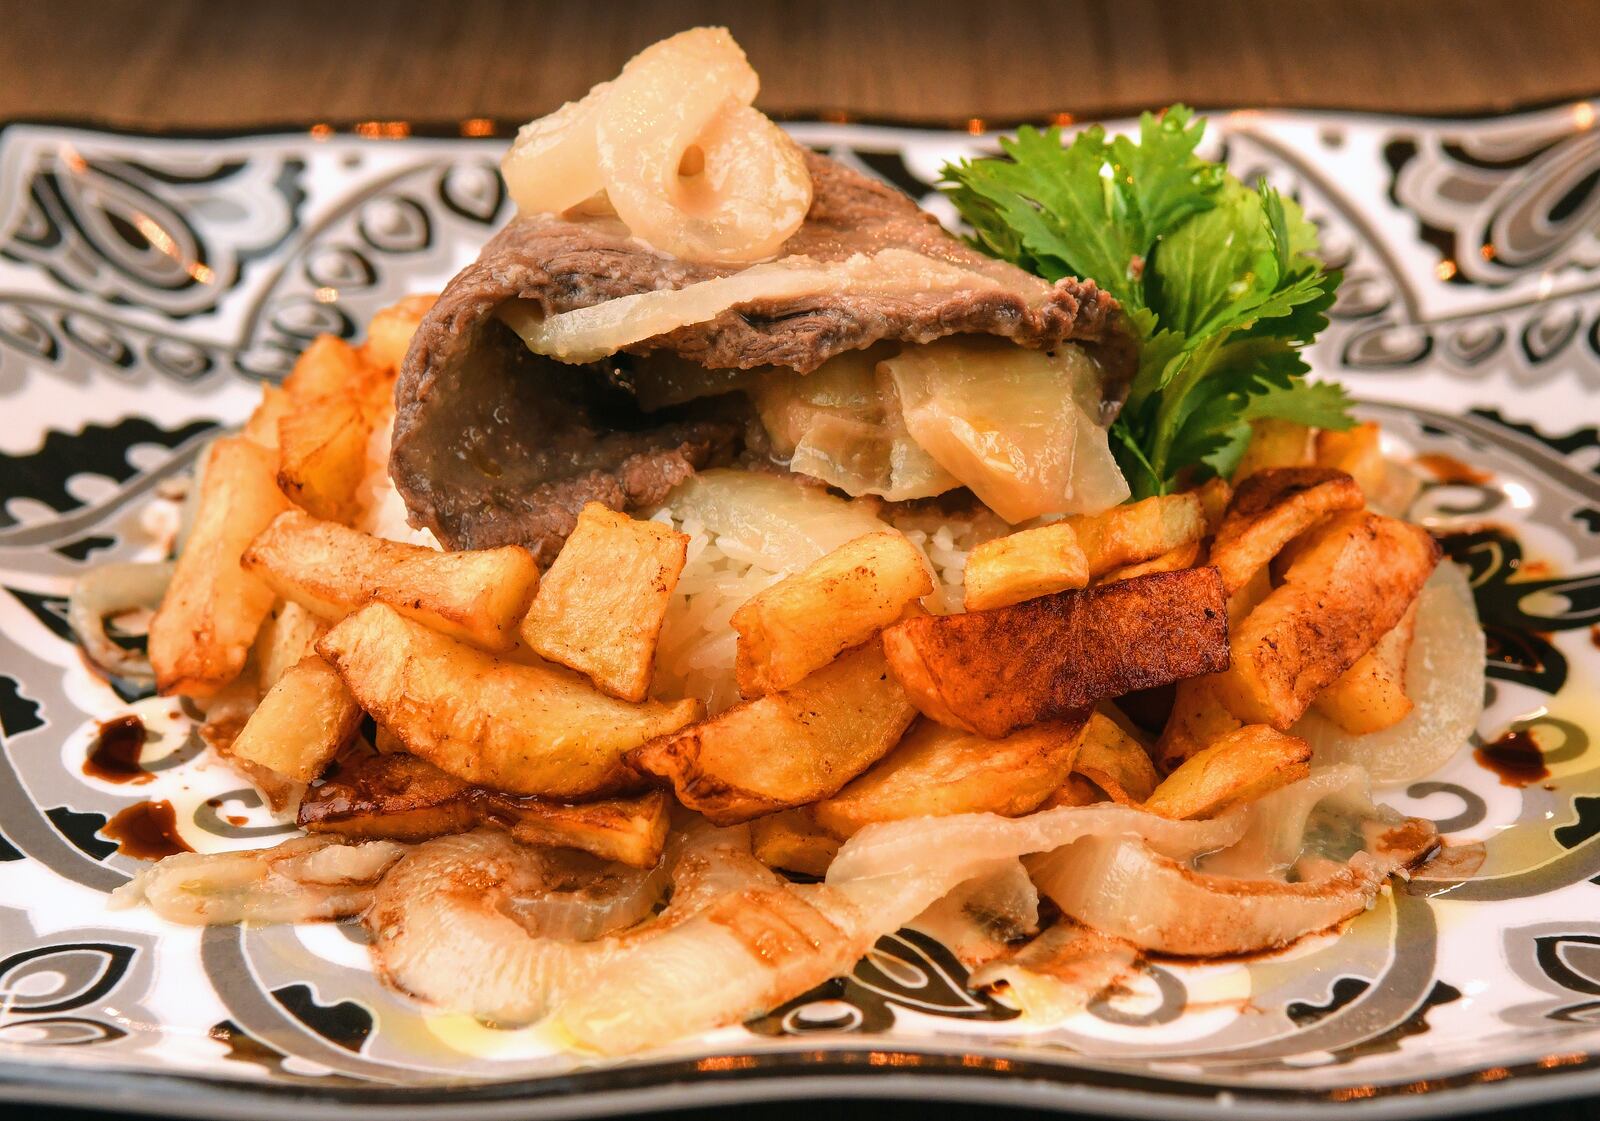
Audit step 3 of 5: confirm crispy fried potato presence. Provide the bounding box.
[299,753,670,866]
[1040,773,1109,808]
[1096,539,1202,585]
[1315,421,1420,516]
[1215,511,1440,729]
[1070,493,1207,577]
[1210,467,1365,595]
[733,531,932,694]
[522,502,687,701]
[751,810,840,877]
[244,509,537,652]
[361,294,436,373]
[1235,418,1314,479]
[1195,477,1233,534]
[228,654,361,782]
[963,523,1089,611]
[283,336,369,400]
[883,567,1230,738]
[1312,599,1419,734]
[277,386,374,525]
[255,599,329,692]
[1070,712,1159,804]
[150,436,293,699]
[629,636,917,824]
[319,603,700,798]
[240,384,290,449]
[1156,676,1244,767]
[812,716,1086,838]
[1143,725,1312,819]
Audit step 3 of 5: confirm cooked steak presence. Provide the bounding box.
[392,151,1133,558]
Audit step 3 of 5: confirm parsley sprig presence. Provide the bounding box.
[941,106,1352,499]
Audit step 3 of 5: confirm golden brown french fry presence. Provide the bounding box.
[733,531,932,695]
[1195,477,1233,534]
[1315,421,1420,516]
[361,294,436,373]
[228,654,362,782]
[1070,712,1159,804]
[1156,676,1244,767]
[282,336,368,400]
[521,503,687,701]
[277,387,374,525]
[1143,725,1312,819]
[240,384,290,449]
[299,753,670,867]
[962,523,1089,611]
[150,436,292,699]
[319,603,700,798]
[1095,539,1202,585]
[1235,418,1314,479]
[883,567,1230,739]
[1215,511,1440,728]
[812,717,1085,838]
[1312,599,1419,733]
[751,810,840,877]
[1040,773,1109,809]
[1070,493,1207,577]
[254,599,329,692]
[629,636,917,824]
[1209,467,1365,595]
[244,509,537,652]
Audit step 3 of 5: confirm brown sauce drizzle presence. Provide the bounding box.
[102,800,193,860]
[1415,453,1492,486]
[83,715,151,785]
[1474,729,1550,787]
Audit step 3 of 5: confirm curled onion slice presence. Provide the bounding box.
[501,83,612,216]
[499,249,996,364]
[505,849,670,942]
[69,560,175,681]
[1293,561,1484,784]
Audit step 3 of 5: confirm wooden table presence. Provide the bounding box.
[4,0,1598,129]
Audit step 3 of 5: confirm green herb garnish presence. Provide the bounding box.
[941,105,1353,499]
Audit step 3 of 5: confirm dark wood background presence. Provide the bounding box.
[5,0,1599,129]
[7,2,1600,1119]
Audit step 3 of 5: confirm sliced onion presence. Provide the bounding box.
[658,467,889,571]
[506,851,670,942]
[499,249,1001,364]
[908,858,1039,970]
[501,82,612,216]
[969,918,1140,1020]
[1293,561,1484,783]
[69,560,175,681]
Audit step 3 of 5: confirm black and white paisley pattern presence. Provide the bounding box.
[0,112,1597,1117]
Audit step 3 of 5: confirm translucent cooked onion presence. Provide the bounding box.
[659,467,889,570]
[881,337,1129,522]
[501,83,612,216]
[506,852,670,942]
[499,249,994,364]
[1293,562,1484,784]
[69,560,175,681]
[755,349,960,502]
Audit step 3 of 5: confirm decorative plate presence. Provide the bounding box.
[1,104,1598,1120]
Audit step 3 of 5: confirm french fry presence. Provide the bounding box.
[228,654,362,782]
[751,810,840,877]
[1209,467,1365,595]
[883,567,1230,738]
[1143,725,1312,819]
[521,502,687,702]
[1315,421,1421,517]
[629,636,917,825]
[361,294,436,374]
[244,509,537,652]
[149,436,292,699]
[255,599,328,692]
[276,336,387,524]
[1070,493,1207,577]
[1157,676,1244,767]
[1215,511,1440,729]
[1095,539,1202,585]
[1312,599,1419,733]
[812,717,1085,838]
[732,531,932,695]
[1234,418,1314,479]
[1040,773,1109,808]
[1195,477,1233,534]
[1069,712,1159,804]
[299,753,670,867]
[240,384,290,449]
[318,603,700,798]
[282,335,369,401]
[962,523,1089,611]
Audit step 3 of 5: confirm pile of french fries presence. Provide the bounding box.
[148,304,1441,878]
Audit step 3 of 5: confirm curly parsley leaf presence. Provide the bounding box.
[941,107,1352,499]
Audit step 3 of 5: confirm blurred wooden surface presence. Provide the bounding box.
[4,0,1598,128]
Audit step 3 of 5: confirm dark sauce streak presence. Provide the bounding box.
[1474,729,1550,787]
[83,715,150,785]
[1415,453,1493,487]
[102,800,192,860]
